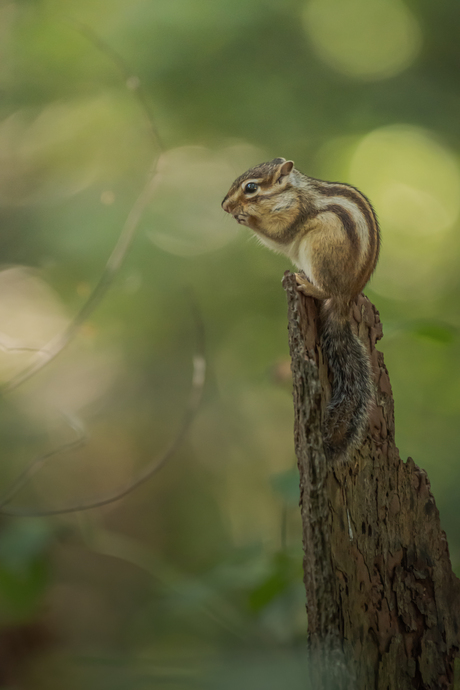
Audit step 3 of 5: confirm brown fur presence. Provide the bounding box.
[222,158,380,460]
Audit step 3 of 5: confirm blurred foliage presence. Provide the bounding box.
[0,0,459,686]
[0,521,53,624]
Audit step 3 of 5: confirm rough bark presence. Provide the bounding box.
[282,271,460,690]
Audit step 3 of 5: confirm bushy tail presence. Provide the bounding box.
[320,304,373,461]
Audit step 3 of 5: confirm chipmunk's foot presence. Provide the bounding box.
[295,273,329,300]
[295,272,310,287]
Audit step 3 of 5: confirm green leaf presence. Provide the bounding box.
[248,552,301,612]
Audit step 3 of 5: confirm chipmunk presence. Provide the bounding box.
[222,157,380,460]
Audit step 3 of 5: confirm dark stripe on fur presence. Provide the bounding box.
[324,204,359,250]
[230,158,286,189]
[253,196,319,245]
[320,307,373,459]
[278,205,318,244]
[312,181,375,231]
[313,180,380,266]
[258,185,292,199]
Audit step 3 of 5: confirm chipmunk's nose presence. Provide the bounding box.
[221,197,231,212]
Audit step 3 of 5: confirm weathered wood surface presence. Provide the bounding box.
[283,271,460,689]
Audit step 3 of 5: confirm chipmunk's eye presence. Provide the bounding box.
[244,182,258,195]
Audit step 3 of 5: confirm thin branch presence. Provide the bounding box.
[0,25,163,395]
[0,162,160,394]
[0,411,87,511]
[0,315,206,516]
[0,27,206,518]
[70,20,164,152]
[0,333,48,354]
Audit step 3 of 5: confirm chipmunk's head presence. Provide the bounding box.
[222,158,297,239]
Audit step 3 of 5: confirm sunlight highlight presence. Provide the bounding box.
[349,125,460,237]
[302,0,422,80]
[347,125,460,299]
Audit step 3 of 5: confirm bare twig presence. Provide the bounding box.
[0,28,206,517]
[0,161,160,394]
[0,334,47,354]
[70,20,163,152]
[0,318,205,516]
[0,411,87,511]
[0,25,163,395]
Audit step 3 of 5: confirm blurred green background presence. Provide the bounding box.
[0,0,459,687]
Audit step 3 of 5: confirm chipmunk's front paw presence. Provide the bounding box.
[295,273,311,293]
[294,273,328,300]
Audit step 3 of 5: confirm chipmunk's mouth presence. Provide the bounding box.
[233,214,248,226]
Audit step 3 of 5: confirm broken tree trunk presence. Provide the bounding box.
[282,271,460,690]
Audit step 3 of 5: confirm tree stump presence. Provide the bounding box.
[282,271,460,689]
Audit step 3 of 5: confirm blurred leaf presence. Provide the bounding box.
[379,319,457,343]
[0,520,54,570]
[0,557,48,621]
[199,543,272,589]
[249,569,288,613]
[0,521,53,622]
[270,467,299,505]
[248,552,301,613]
[410,320,456,344]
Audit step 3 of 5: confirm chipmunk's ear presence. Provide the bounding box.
[277,160,294,180]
